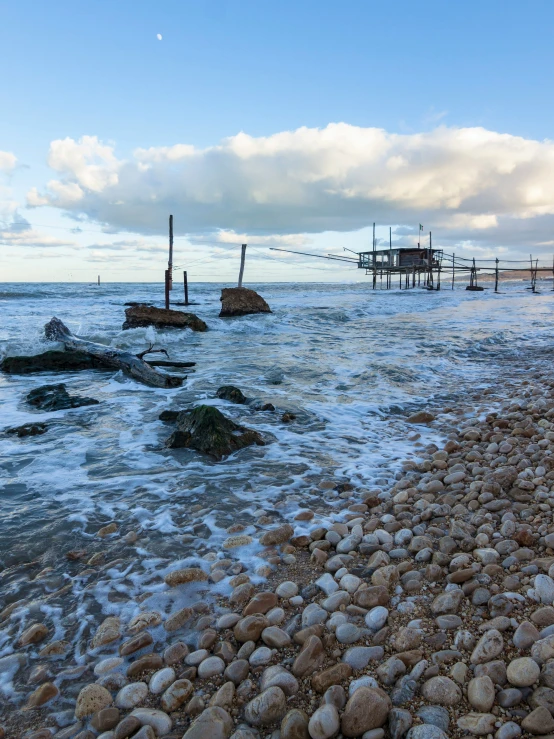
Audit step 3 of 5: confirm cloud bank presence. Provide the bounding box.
[0,151,17,173]
[24,124,554,254]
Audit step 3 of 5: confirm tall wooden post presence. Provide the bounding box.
[183,271,189,305]
[238,244,247,287]
[164,269,170,309]
[372,222,377,290]
[97,275,100,286]
[495,258,499,293]
[452,253,455,290]
[388,227,392,290]
[168,215,174,289]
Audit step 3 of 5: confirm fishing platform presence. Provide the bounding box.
[270,226,554,293]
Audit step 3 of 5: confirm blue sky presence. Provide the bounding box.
[1,0,554,281]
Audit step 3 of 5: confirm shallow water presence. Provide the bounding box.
[0,280,553,687]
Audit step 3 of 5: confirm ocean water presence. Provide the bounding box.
[0,280,553,692]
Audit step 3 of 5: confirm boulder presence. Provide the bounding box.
[166,405,265,460]
[219,287,271,317]
[122,304,207,331]
[26,383,99,411]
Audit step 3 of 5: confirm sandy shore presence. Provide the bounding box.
[3,359,554,739]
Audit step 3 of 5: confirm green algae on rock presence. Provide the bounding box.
[166,404,265,460]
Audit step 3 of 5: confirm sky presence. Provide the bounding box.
[1,0,554,282]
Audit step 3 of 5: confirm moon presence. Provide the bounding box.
[157,33,162,41]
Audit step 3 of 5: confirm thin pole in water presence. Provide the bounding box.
[168,215,174,290]
[97,275,100,286]
[164,269,170,310]
[452,253,455,290]
[495,258,499,293]
[183,271,189,305]
[372,222,376,290]
[238,244,247,287]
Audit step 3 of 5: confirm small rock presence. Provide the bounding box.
[75,684,112,719]
[308,704,340,739]
[244,686,287,726]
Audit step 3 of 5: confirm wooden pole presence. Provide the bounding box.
[168,215,174,290]
[238,244,247,287]
[452,253,455,290]
[165,269,170,310]
[437,253,441,291]
[495,258,499,293]
[530,254,535,293]
[97,275,100,286]
[183,271,189,305]
[372,222,377,290]
[388,227,392,289]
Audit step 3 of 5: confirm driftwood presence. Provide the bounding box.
[136,343,169,361]
[146,360,196,368]
[44,318,183,389]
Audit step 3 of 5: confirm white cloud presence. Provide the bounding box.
[0,217,75,248]
[0,151,17,172]
[24,124,554,257]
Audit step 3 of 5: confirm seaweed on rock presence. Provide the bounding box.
[166,405,265,460]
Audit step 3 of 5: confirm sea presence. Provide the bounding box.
[0,280,553,689]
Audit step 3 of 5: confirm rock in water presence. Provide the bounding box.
[219,287,271,317]
[216,385,248,404]
[166,405,265,460]
[122,304,208,331]
[0,350,104,374]
[6,422,47,437]
[26,384,99,411]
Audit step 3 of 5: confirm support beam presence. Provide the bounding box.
[238,244,247,287]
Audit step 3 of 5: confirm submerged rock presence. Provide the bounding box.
[216,385,248,404]
[122,304,208,331]
[0,349,106,374]
[6,422,47,437]
[26,383,99,411]
[219,287,271,317]
[166,405,265,460]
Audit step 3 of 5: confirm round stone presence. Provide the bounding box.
[198,656,225,679]
[308,704,340,739]
[115,682,148,709]
[276,581,299,598]
[467,675,495,712]
[507,657,540,687]
[149,667,176,695]
[75,684,112,719]
[130,708,172,736]
[421,676,461,706]
[365,606,388,630]
[160,679,193,712]
[244,686,287,726]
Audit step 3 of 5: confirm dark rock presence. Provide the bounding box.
[216,386,248,404]
[26,384,99,411]
[219,287,271,317]
[282,412,297,423]
[0,350,106,374]
[6,422,47,437]
[391,676,417,705]
[159,410,180,422]
[166,405,265,460]
[122,304,207,331]
[416,706,449,731]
